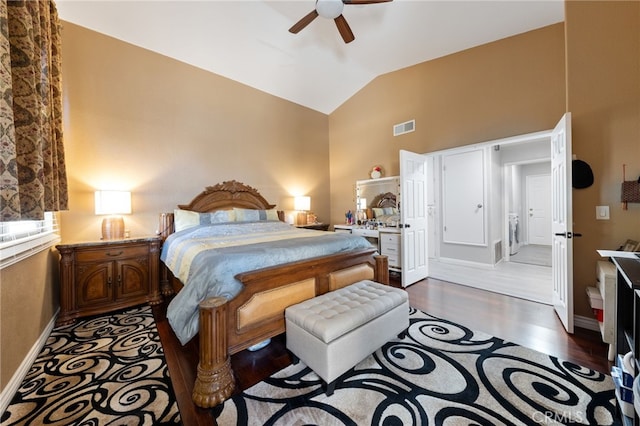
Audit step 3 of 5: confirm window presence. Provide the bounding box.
[0,212,60,269]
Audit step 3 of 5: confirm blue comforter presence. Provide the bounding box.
[161,221,373,345]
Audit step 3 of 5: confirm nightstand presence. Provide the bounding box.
[55,236,162,326]
[296,223,330,231]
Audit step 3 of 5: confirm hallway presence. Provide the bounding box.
[510,244,552,267]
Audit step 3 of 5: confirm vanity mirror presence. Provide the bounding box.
[355,176,400,227]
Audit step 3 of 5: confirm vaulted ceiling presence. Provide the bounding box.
[56,0,564,114]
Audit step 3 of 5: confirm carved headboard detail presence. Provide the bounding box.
[178,180,276,213]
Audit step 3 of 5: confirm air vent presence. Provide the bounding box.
[393,119,415,136]
[494,240,503,263]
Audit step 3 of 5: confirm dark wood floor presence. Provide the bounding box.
[153,276,611,425]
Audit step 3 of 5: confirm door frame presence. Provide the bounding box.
[424,117,573,331]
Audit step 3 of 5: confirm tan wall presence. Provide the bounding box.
[565,1,640,315]
[0,249,59,390]
[329,24,566,225]
[59,22,330,244]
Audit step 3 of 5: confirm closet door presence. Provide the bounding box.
[442,149,486,246]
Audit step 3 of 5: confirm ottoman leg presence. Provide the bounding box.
[325,379,337,396]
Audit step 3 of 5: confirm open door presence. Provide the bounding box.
[400,150,428,287]
[551,113,574,333]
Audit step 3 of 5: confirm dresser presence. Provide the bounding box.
[379,229,401,272]
[56,237,162,325]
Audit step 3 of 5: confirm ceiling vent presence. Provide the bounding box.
[393,119,415,136]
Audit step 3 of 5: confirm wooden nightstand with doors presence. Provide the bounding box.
[55,236,162,326]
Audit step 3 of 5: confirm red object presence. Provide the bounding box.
[593,308,603,322]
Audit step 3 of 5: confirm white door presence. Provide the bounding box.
[551,113,573,333]
[400,150,428,287]
[442,149,485,245]
[527,174,551,245]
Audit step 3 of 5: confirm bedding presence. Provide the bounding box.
[161,220,374,345]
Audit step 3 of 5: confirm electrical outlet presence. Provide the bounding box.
[596,205,610,220]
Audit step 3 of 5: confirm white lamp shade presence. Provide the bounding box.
[294,196,311,211]
[95,190,132,215]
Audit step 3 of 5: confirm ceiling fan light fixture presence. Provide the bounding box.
[316,0,344,19]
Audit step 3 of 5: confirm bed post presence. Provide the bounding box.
[158,212,175,296]
[374,255,389,285]
[192,297,235,408]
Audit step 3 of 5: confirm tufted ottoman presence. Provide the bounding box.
[285,279,409,395]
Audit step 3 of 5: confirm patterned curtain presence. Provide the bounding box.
[0,0,68,221]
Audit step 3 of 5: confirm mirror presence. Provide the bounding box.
[356,176,400,226]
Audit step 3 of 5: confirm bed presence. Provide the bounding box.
[158,180,390,408]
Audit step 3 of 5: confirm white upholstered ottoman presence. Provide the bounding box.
[285,279,409,395]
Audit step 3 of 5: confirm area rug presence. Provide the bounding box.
[1,306,180,426]
[214,307,618,425]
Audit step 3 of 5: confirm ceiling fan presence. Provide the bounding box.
[289,0,393,44]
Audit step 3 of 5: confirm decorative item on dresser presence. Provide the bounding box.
[157,180,389,409]
[55,236,162,326]
[370,165,384,179]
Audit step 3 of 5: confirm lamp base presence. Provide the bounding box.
[102,216,125,240]
[296,212,308,226]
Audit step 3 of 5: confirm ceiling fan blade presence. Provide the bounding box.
[289,10,319,34]
[343,0,392,4]
[334,14,355,43]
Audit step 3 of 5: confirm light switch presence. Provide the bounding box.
[596,205,610,220]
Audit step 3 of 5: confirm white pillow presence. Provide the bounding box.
[174,209,200,232]
[173,209,236,232]
[233,208,279,222]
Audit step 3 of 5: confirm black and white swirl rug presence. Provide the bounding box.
[215,308,618,425]
[1,306,180,426]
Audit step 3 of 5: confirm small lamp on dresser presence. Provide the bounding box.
[95,190,132,240]
[294,196,311,226]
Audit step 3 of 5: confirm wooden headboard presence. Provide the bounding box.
[178,180,276,212]
[158,180,285,239]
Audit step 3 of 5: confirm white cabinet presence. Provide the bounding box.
[333,225,353,233]
[351,227,380,249]
[588,260,616,361]
[380,229,401,272]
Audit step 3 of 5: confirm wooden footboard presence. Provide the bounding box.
[191,249,388,408]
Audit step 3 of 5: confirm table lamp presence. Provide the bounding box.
[95,190,132,240]
[294,196,311,226]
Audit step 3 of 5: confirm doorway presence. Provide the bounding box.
[505,162,552,268]
[427,132,554,305]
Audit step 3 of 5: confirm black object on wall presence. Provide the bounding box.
[572,159,594,189]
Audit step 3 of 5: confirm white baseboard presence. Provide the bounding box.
[434,257,496,270]
[574,314,600,332]
[0,310,58,417]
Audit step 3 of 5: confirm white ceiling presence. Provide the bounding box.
[56,0,564,114]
